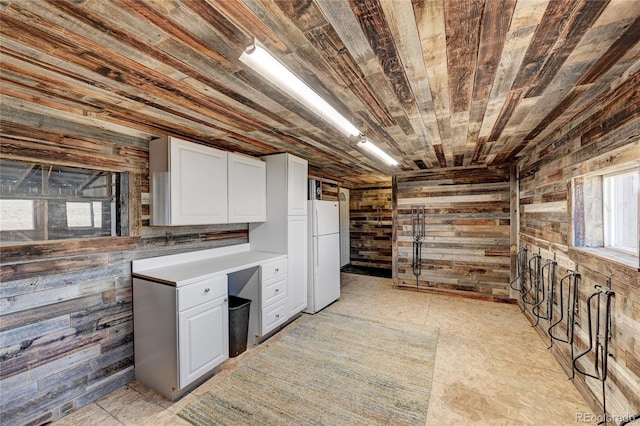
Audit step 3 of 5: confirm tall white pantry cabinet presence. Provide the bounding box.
[250,153,308,317]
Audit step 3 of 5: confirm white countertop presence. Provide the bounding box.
[132,244,285,286]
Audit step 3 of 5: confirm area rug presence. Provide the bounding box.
[178,310,438,425]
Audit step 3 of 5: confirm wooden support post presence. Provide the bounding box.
[392,175,398,288]
[509,165,519,299]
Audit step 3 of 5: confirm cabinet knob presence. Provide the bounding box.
[275,314,280,318]
[275,268,279,273]
[275,289,280,293]
[204,288,210,293]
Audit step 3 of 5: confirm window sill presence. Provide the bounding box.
[572,246,639,271]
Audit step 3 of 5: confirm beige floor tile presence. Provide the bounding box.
[94,386,168,426]
[429,380,589,425]
[143,409,193,425]
[426,380,525,425]
[50,403,122,426]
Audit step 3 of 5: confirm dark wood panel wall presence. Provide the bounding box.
[349,186,393,270]
[393,168,511,299]
[0,112,248,425]
[516,99,639,418]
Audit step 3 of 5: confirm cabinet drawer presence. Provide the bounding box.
[261,299,288,334]
[178,275,227,312]
[262,275,287,308]
[261,259,287,282]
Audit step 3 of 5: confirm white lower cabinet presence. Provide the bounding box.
[262,275,287,307]
[261,299,289,334]
[260,259,289,335]
[178,297,228,388]
[133,274,228,400]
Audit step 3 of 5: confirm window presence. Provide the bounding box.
[603,169,638,254]
[0,160,126,244]
[572,162,639,265]
[66,202,93,228]
[0,199,34,230]
[66,201,105,228]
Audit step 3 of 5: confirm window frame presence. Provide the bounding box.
[0,160,132,244]
[571,161,639,269]
[602,168,638,255]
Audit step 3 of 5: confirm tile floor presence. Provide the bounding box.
[54,273,595,425]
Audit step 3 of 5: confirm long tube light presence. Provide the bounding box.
[239,41,360,138]
[358,138,398,166]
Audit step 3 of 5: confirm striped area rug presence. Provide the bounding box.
[178,310,438,425]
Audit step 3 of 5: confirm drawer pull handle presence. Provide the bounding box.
[275,289,280,293]
[275,314,280,318]
[275,268,279,273]
[204,288,210,293]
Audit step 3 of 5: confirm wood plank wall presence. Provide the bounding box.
[320,181,339,201]
[393,168,512,299]
[516,104,639,418]
[349,186,393,270]
[0,110,248,425]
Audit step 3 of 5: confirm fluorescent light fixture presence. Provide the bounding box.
[240,41,360,138]
[358,138,398,166]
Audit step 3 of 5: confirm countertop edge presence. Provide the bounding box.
[132,250,287,286]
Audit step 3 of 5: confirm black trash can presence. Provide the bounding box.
[228,295,251,357]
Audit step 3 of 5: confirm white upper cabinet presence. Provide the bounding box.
[150,136,228,226]
[170,140,228,225]
[150,137,268,226]
[287,155,308,216]
[228,153,266,223]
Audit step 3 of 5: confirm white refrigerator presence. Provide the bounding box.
[305,200,341,314]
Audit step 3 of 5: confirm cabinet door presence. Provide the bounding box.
[287,155,308,216]
[178,296,228,389]
[228,153,266,223]
[170,138,228,225]
[287,215,308,315]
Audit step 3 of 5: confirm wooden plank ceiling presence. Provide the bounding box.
[1,0,639,185]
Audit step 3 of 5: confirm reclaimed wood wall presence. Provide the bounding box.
[0,111,248,425]
[349,186,393,270]
[393,168,511,299]
[516,88,639,419]
[320,181,339,201]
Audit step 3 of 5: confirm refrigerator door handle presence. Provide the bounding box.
[315,237,319,269]
[314,207,318,236]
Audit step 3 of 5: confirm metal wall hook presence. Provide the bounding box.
[532,258,556,327]
[523,253,541,309]
[573,279,615,425]
[411,205,425,291]
[509,247,528,313]
[548,270,580,379]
